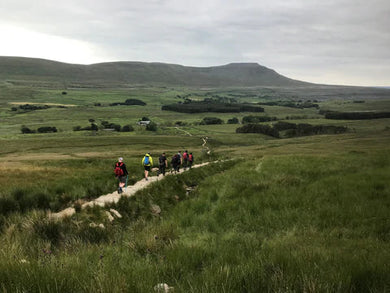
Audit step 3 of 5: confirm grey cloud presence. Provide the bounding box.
[0,0,389,85]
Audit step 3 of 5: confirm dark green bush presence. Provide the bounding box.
[236,124,280,138]
[227,117,239,124]
[110,99,146,106]
[200,117,224,125]
[325,111,390,120]
[121,125,134,132]
[124,99,146,106]
[37,126,57,133]
[162,99,264,113]
[21,126,35,134]
[273,121,297,131]
[19,104,50,111]
[146,122,157,131]
[242,115,277,124]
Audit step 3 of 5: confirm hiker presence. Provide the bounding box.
[158,152,168,176]
[142,153,153,181]
[171,153,180,173]
[182,150,188,170]
[188,152,194,169]
[114,157,128,194]
[176,150,182,172]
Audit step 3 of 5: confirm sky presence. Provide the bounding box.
[0,0,389,86]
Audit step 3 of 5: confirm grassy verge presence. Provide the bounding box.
[0,152,389,292]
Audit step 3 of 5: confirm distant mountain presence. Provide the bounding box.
[0,56,310,87]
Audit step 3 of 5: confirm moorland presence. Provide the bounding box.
[0,57,389,292]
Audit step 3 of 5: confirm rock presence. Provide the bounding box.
[109,208,122,218]
[154,283,174,292]
[151,204,161,215]
[106,211,115,222]
[19,259,29,264]
[89,222,105,229]
[48,207,76,220]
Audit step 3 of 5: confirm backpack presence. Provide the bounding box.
[182,152,188,160]
[115,162,124,176]
[159,156,165,165]
[189,154,193,162]
[144,156,150,165]
[171,154,179,165]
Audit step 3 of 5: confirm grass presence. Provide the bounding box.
[0,151,388,292]
[0,82,389,292]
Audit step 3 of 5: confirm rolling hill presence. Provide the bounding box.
[0,56,310,87]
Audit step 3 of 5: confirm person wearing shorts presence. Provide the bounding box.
[115,157,128,194]
[142,153,153,181]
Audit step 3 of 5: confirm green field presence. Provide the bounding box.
[0,81,390,292]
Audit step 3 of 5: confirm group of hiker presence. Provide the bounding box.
[114,151,194,194]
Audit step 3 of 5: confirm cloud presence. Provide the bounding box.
[0,0,389,85]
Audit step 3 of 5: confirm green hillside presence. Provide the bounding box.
[0,56,308,87]
[0,68,389,291]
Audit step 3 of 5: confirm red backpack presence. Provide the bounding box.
[115,162,124,176]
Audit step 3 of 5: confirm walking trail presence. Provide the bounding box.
[49,162,211,220]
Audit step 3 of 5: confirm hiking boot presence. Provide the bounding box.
[118,187,123,194]
[145,177,148,181]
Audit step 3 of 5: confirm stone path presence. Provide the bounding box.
[49,162,211,220]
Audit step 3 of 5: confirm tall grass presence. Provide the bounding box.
[0,151,389,292]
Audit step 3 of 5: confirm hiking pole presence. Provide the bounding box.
[125,175,129,190]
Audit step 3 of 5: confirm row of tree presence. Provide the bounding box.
[21,126,57,134]
[109,99,146,106]
[323,111,390,120]
[162,98,264,113]
[73,118,157,132]
[258,100,319,109]
[236,121,348,138]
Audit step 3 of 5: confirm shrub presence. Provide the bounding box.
[200,117,224,125]
[146,122,157,131]
[90,123,98,131]
[325,111,390,120]
[21,126,35,134]
[124,99,146,106]
[227,117,239,124]
[37,126,57,133]
[242,116,277,124]
[273,121,297,131]
[110,99,146,106]
[19,104,50,111]
[236,124,280,138]
[162,99,264,113]
[121,125,134,132]
[101,121,121,131]
[175,121,187,126]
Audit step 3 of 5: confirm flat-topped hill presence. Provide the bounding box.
[0,56,309,87]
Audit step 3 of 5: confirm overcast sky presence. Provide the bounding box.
[1,0,389,86]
